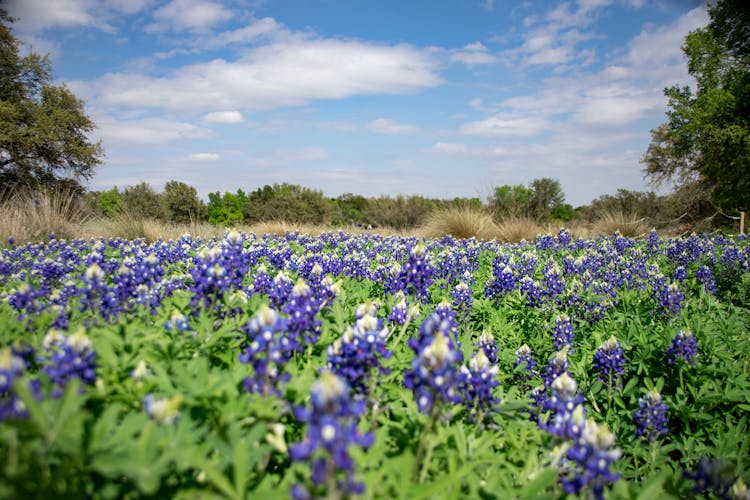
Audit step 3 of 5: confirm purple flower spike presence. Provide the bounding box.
[666,330,698,365]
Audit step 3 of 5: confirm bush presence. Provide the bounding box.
[244,183,332,225]
[163,181,206,224]
[365,195,435,230]
[122,182,166,220]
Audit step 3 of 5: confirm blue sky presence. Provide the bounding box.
[7,0,708,206]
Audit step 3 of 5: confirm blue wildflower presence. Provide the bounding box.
[289,372,374,499]
[560,419,622,500]
[39,328,97,396]
[634,389,668,441]
[552,314,574,351]
[592,336,626,384]
[666,330,698,365]
[239,306,294,396]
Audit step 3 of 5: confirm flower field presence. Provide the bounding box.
[1,229,749,499]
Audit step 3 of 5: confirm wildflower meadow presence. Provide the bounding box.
[1,229,749,499]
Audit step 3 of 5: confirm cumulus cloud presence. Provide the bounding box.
[203,110,244,123]
[450,42,496,65]
[145,0,232,33]
[460,115,548,137]
[96,117,214,146]
[186,152,220,161]
[367,118,420,135]
[75,37,441,113]
[426,142,469,154]
[6,0,102,33]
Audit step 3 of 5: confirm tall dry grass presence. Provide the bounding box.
[0,190,88,243]
[81,212,225,242]
[591,209,649,238]
[496,216,543,243]
[419,206,501,240]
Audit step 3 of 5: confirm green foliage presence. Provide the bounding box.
[207,189,247,226]
[643,0,750,211]
[490,184,533,220]
[244,183,332,225]
[365,194,435,229]
[121,182,166,220]
[331,193,370,226]
[490,178,567,222]
[162,180,206,224]
[0,10,102,191]
[96,187,124,217]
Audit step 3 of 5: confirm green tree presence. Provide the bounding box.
[207,189,247,225]
[0,10,102,191]
[122,182,165,220]
[529,177,565,220]
[96,187,123,217]
[642,0,750,211]
[163,181,206,224]
[244,183,332,225]
[489,184,533,220]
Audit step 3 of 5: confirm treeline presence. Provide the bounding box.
[85,177,730,231]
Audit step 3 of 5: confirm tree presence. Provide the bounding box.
[207,189,247,225]
[489,184,533,220]
[244,183,332,225]
[0,10,102,191]
[642,0,750,211]
[528,177,565,220]
[122,182,165,220]
[163,181,206,224]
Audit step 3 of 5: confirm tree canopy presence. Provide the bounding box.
[642,0,750,211]
[0,9,102,191]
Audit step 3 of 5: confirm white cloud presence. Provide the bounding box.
[367,118,420,135]
[203,18,284,49]
[203,110,244,123]
[450,42,496,65]
[76,37,441,113]
[460,115,548,137]
[6,0,101,33]
[146,0,232,33]
[426,142,469,154]
[96,117,214,146]
[186,152,220,161]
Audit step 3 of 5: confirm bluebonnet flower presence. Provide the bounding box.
[672,265,688,283]
[143,393,183,424]
[653,277,685,316]
[666,330,698,365]
[269,270,294,309]
[188,246,231,313]
[39,328,97,396]
[543,348,570,387]
[283,279,323,346]
[326,310,392,395]
[634,389,668,441]
[552,314,574,351]
[289,371,374,499]
[391,243,435,303]
[520,276,544,307]
[477,329,498,364]
[560,419,622,500]
[695,265,718,295]
[451,281,473,313]
[484,260,517,302]
[249,264,273,297]
[239,306,294,396]
[543,261,565,298]
[514,344,536,374]
[459,350,500,424]
[0,347,40,421]
[592,336,626,384]
[684,458,736,500]
[404,318,463,414]
[165,309,191,333]
[388,290,409,325]
[543,373,586,439]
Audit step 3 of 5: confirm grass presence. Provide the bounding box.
[591,209,649,238]
[495,216,543,243]
[0,189,88,243]
[419,206,501,240]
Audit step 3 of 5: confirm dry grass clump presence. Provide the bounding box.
[419,206,501,240]
[592,209,649,238]
[496,216,543,243]
[82,213,226,242]
[0,190,88,243]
